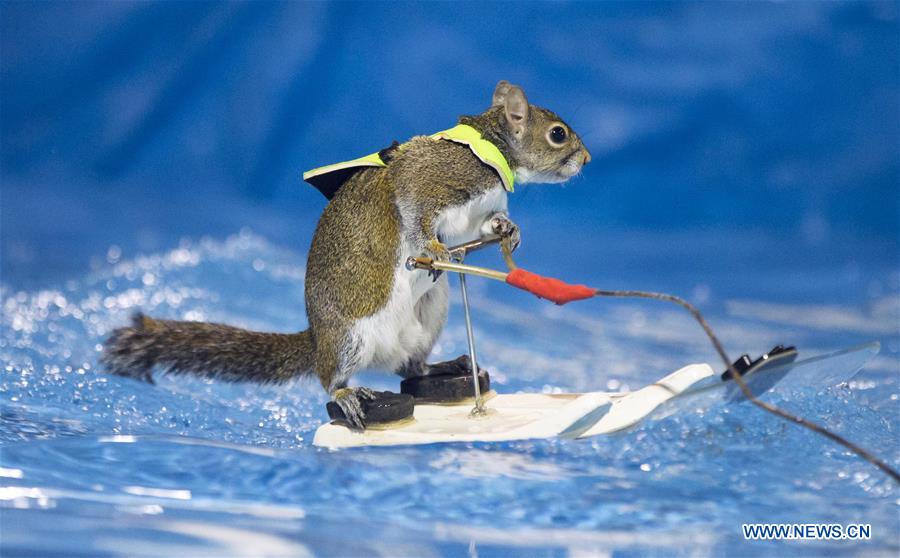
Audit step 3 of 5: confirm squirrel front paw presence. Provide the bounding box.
[332,386,378,431]
[422,239,450,282]
[490,213,521,252]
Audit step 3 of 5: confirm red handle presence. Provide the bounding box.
[505,268,598,305]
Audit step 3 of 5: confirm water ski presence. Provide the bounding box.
[312,343,878,448]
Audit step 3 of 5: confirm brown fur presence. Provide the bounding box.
[102,313,313,384]
[101,80,589,422]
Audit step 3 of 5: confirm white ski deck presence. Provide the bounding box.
[314,363,714,448]
[313,343,878,449]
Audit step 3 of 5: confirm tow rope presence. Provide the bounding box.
[407,237,900,483]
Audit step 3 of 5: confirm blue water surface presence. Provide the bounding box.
[2,1,898,556]
[1,231,898,556]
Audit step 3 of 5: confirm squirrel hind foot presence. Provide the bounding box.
[330,387,379,431]
[328,388,415,432]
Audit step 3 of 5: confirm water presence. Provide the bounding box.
[1,231,897,556]
[2,1,898,555]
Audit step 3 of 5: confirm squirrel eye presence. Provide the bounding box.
[549,125,567,144]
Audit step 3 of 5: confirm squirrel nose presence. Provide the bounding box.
[582,148,592,165]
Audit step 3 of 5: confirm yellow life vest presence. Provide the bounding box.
[302,124,514,199]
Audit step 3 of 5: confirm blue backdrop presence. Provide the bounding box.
[2,1,898,286]
[2,4,899,555]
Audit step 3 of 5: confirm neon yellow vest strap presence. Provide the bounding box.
[303,151,387,179]
[303,124,514,199]
[429,124,514,192]
[302,152,387,200]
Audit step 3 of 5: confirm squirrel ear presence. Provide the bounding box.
[492,80,529,137]
[492,80,513,107]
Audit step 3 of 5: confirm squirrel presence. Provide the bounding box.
[102,80,591,430]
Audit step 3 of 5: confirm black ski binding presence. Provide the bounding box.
[326,391,414,428]
[401,369,490,403]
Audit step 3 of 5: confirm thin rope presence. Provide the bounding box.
[591,289,900,483]
[440,239,900,482]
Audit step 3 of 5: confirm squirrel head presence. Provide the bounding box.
[461,80,591,185]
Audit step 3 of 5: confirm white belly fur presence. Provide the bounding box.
[349,186,508,374]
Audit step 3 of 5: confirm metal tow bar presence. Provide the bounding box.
[406,235,510,417]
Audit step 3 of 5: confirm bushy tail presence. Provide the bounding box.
[101,313,315,384]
